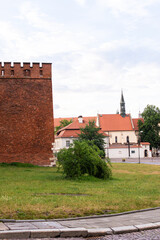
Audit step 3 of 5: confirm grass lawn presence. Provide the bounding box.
[0,163,160,219]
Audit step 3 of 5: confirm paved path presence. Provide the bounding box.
[0,208,160,238]
[111,157,160,165]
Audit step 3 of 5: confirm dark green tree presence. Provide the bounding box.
[57,140,112,179]
[138,105,160,150]
[78,121,106,157]
[55,119,72,134]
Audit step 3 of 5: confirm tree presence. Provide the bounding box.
[57,140,112,179]
[78,121,106,157]
[55,119,72,134]
[138,105,160,150]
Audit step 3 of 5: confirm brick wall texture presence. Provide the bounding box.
[0,62,54,166]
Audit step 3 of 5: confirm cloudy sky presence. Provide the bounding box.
[1,0,160,118]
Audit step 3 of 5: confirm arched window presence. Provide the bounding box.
[23,69,30,77]
[115,136,118,143]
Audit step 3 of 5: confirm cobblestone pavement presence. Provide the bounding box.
[88,228,160,239]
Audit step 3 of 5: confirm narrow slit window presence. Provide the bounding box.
[40,70,43,76]
[1,70,4,76]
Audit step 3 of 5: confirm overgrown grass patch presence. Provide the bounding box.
[0,163,160,219]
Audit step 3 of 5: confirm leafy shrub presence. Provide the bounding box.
[57,140,112,179]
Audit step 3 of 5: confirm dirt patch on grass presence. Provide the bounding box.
[34,193,91,196]
[151,171,160,175]
[114,170,133,174]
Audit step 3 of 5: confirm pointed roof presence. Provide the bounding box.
[120,90,125,103]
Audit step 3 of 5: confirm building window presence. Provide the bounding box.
[1,70,4,76]
[23,69,30,77]
[131,150,135,154]
[126,136,129,143]
[115,136,118,143]
[11,70,14,76]
[66,140,70,147]
[40,70,43,76]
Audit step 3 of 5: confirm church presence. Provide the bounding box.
[54,92,151,159]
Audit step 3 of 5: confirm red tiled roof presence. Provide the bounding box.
[99,114,134,131]
[54,116,96,127]
[141,142,150,145]
[54,117,74,127]
[56,129,81,138]
[56,119,108,138]
[132,118,144,131]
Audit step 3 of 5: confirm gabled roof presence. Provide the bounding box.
[54,116,96,128]
[56,119,108,139]
[98,114,134,132]
[132,118,144,131]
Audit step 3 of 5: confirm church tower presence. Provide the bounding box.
[120,90,126,117]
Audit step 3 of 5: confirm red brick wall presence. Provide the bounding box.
[0,62,54,166]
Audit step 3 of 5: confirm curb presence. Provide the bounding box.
[1,207,160,223]
[53,207,160,221]
[0,223,160,238]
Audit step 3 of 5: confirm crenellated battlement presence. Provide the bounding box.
[0,62,52,79]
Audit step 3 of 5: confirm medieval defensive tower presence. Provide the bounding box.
[0,62,54,165]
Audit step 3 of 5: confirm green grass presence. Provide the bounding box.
[0,163,160,219]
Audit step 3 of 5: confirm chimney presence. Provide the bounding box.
[78,115,83,123]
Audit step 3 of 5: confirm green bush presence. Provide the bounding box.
[57,140,112,179]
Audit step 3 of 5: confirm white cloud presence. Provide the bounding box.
[17,1,50,30]
[74,0,86,6]
[0,0,159,118]
[100,39,130,51]
[97,0,158,17]
[0,1,90,61]
[54,49,160,118]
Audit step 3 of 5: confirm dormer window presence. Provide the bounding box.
[24,69,30,77]
[40,70,43,76]
[1,70,4,76]
[11,70,14,76]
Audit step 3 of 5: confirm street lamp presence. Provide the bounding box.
[138,131,143,164]
[127,137,130,158]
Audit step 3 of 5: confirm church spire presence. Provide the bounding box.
[120,90,126,117]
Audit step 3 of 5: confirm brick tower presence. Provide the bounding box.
[0,62,54,166]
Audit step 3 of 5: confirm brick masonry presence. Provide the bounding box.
[0,62,54,166]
